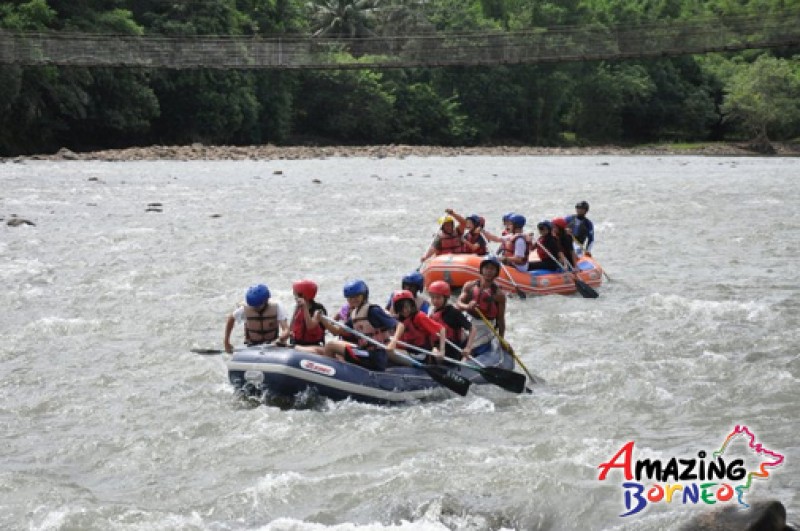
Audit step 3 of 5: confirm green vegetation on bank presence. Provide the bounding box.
[1,0,799,156]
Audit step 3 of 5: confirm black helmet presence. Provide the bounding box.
[575,201,589,211]
[480,255,501,274]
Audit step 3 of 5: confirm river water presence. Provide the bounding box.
[1,155,798,530]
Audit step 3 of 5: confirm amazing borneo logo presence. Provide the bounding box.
[598,425,784,517]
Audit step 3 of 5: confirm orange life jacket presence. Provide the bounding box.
[437,229,463,255]
[501,233,529,261]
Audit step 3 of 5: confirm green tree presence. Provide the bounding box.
[293,69,394,142]
[371,0,433,35]
[569,62,655,142]
[390,79,476,144]
[150,70,259,145]
[721,55,800,151]
[307,0,378,37]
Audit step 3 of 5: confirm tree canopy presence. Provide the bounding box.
[1,0,798,156]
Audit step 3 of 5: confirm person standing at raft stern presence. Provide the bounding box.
[392,290,446,365]
[456,256,507,354]
[317,279,401,371]
[428,280,475,360]
[224,283,289,354]
[287,279,327,354]
[420,214,464,262]
[565,201,595,256]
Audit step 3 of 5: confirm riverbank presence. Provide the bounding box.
[3,141,800,162]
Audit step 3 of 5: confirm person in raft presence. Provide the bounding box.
[565,200,595,257]
[446,208,488,255]
[224,283,289,354]
[455,256,507,355]
[528,220,564,271]
[391,289,446,365]
[494,212,515,254]
[287,279,328,353]
[386,271,430,316]
[551,217,578,270]
[420,214,464,262]
[482,214,531,272]
[316,279,401,371]
[427,280,475,360]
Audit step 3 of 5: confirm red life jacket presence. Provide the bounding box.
[437,229,463,255]
[400,312,434,349]
[290,302,326,346]
[244,302,279,345]
[463,231,487,255]
[431,304,460,343]
[351,303,391,349]
[535,234,559,263]
[464,280,499,320]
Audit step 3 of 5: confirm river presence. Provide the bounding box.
[1,155,797,530]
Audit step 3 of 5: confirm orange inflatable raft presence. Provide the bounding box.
[420,254,604,296]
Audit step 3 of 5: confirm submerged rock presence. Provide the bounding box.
[680,500,795,531]
[7,218,35,227]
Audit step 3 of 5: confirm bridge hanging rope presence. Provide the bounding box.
[1,11,799,70]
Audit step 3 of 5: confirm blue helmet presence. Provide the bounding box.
[466,214,481,227]
[246,284,270,307]
[502,212,515,222]
[509,214,526,228]
[401,271,424,289]
[343,279,369,298]
[537,219,553,230]
[480,255,502,273]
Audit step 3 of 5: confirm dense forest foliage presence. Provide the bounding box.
[1,0,799,156]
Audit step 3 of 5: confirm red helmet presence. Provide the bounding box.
[292,279,318,300]
[392,289,416,312]
[428,280,451,297]
[552,217,568,230]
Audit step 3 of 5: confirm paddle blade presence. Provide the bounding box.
[478,367,527,394]
[426,366,471,396]
[191,348,225,355]
[575,278,599,298]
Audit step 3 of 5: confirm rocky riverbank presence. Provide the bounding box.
[3,141,800,162]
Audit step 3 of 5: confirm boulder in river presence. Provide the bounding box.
[680,500,795,531]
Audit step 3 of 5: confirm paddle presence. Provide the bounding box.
[191,343,283,355]
[320,315,471,397]
[405,340,527,394]
[573,235,612,282]
[442,339,532,394]
[191,348,227,355]
[535,241,599,299]
[474,309,543,385]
